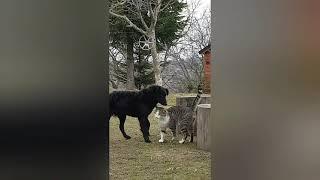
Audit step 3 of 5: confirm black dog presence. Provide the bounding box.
[108,85,169,143]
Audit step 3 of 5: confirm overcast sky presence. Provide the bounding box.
[198,0,211,10]
[188,0,211,17]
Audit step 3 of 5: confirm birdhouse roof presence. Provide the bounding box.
[199,44,211,54]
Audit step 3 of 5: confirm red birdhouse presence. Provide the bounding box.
[199,44,211,94]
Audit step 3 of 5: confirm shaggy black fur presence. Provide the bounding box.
[108,85,169,143]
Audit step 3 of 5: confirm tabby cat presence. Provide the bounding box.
[154,86,203,144]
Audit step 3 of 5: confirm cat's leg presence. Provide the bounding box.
[170,128,176,141]
[159,130,166,143]
[188,128,194,142]
[190,132,194,142]
[179,137,185,144]
[179,133,188,144]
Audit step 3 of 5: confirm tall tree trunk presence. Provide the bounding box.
[149,30,163,86]
[126,31,136,90]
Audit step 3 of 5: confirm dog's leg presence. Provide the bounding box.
[146,120,150,136]
[138,117,151,143]
[118,115,131,139]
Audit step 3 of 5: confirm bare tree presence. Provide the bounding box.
[159,0,200,64]
[161,7,212,93]
[109,0,177,86]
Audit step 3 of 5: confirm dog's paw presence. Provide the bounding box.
[179,139,185,144]
[145,139,152,143]
[159,139,164,143]
[124,135,131,139]
[171,137,175,141]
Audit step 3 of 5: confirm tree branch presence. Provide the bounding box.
[148,1,155,19]
[138,11,149,30]
[150,0,162,29]
[109,10,147,35]
[160,0,175,12]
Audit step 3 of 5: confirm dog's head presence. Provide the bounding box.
[144,85,169,106]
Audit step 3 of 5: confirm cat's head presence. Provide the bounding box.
[154,106,168,119]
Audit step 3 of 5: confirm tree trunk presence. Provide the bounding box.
[149,30,163,86]
[126,31,136,90]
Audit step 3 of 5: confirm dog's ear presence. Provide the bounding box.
[165,88,169,95]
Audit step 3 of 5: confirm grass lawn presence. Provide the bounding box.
[109,94,211,180]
